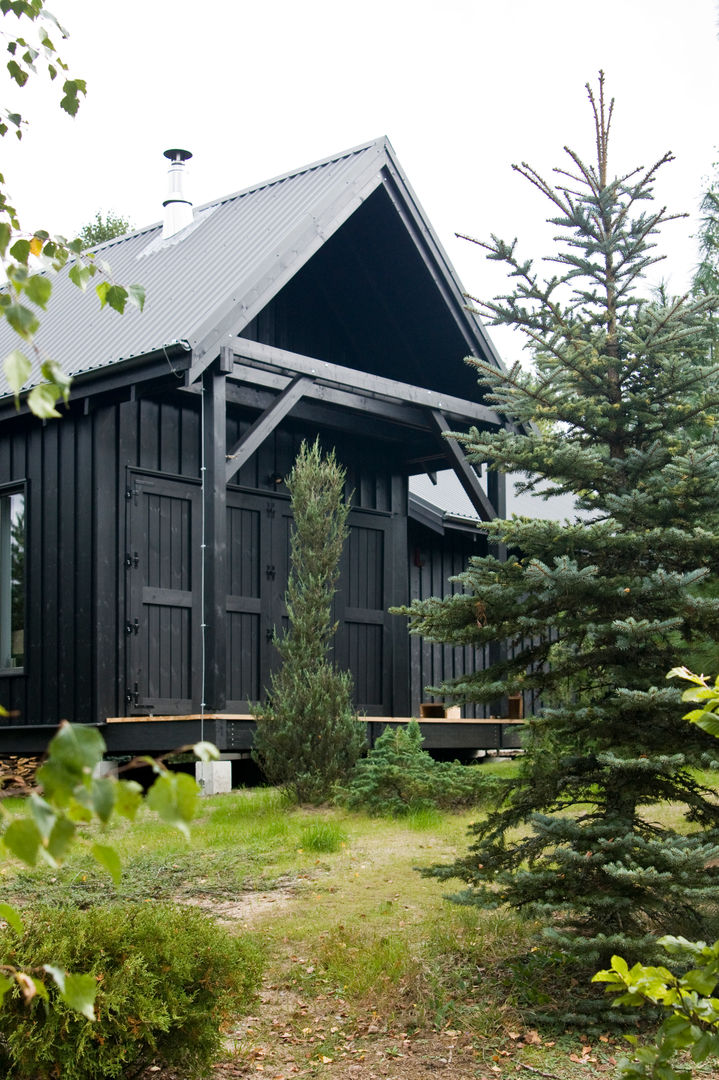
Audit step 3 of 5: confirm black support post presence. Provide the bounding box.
[487,464,507,715]
[202,353,230,710]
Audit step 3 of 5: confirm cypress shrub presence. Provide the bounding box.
[252,439,366,802]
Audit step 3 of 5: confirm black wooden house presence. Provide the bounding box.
[0,139,519,756]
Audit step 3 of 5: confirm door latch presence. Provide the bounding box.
[125,618,139,635]
[124,551,139,569]
[265,564,276,580]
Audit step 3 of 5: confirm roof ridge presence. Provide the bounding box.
[194,135,388,213]
[96,137,390,248]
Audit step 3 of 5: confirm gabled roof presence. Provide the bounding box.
[0,137,504,398]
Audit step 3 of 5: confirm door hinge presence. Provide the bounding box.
[265,564,276,580]
[124,551,139,569]
[125,618,139,635]
[125,683,139,707]
[265,501,275,518]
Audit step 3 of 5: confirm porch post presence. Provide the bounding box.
[201,350,231,710]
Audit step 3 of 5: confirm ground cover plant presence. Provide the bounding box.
[4,759,715,1078]
[338,719,500,815]
[396,74,719,994]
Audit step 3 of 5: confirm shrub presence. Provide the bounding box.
[338,720,498,816]
[252,440,365,802]
[0,902,263,1079]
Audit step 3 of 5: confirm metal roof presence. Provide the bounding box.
[0,137,504,398]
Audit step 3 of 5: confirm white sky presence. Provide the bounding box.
[1,0,717,370]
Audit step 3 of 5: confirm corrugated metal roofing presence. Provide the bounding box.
[0,136,502,398]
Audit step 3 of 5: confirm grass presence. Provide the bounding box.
[2,758,718,1078]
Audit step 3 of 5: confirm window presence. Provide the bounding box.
[0,491,24,670]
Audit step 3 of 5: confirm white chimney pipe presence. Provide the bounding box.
[162,148,193,239]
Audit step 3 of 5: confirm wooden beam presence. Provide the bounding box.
[230,361,432,430]
[427,408,496,522]
[232,337,502,428]
[203,363,228,710]
[225,376,311,482]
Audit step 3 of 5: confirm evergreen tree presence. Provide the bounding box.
[400,75,719,972]
[252,440,365,803]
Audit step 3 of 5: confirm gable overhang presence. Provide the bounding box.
[186,137,505,388]
[186,141,390,382]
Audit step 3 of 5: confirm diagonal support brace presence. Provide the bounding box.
[226,376,311,483]
[427,408,496,521]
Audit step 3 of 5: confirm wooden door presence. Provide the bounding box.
[224,494,392,714]
[125,474,201,713]
[226,492,288,709]
[335,514,392,714]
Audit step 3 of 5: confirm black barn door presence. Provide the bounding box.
[226,492,289,710]
[224,495,393,714]
[125,473,201,713]
[335,514,392,715]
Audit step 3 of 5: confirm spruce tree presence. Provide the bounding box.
[400,75,719,971]
[252,439,365,803]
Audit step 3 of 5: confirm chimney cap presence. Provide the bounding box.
[164,148,192,162]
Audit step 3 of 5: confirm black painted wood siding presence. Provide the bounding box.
[408,521,490,719]
[0,385,410,728]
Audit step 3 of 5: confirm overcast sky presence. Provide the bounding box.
[1,0,717,372]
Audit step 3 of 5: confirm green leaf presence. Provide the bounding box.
[0,221,11,256]
[0,973,13,1005]
[27,383,61,418]
[59,78,86,117]
[38,723,106,799]
[6,59,27,87]
[689,712,719,737]
[146,771,199,838]
[90,776,115,823]
[8,237,29,264]
[682,968,718,996]
[691,1030,719,1063]
[49,722,105,770]
[43,966,96,1020]
[46,814,75,859]
[193,741,220,762]
[127,283,145,312]
[68,262,94,291]
[115,779,143,820]
[5,302,39,341]
[101,284,128,314]
[29,792,56,838]
[4,348,30,395]
[0,901,23,935]
[24,273,51,309]
[3,818,41,865]
[91,842,122,884]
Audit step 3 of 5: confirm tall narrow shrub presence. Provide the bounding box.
[252,440,365,802]
[398,75,719,974]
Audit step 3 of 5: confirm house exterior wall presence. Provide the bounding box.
[0,386,415,729]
